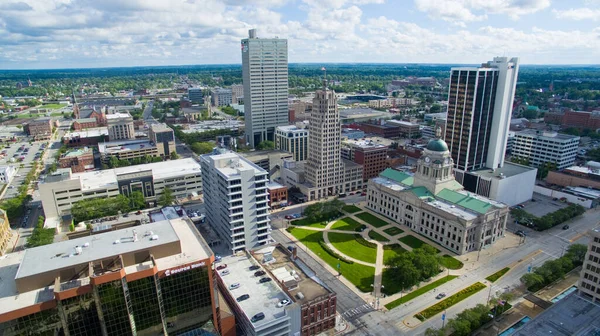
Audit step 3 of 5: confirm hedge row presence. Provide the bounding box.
[318,240,354,264]
[416,282,486,320]
[354,234,378,249]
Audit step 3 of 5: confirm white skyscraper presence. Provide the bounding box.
[242,29,289,148]
[444,57,519,172]
[200,150,271,253]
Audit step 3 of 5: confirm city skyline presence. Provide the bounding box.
[2,0,600,69]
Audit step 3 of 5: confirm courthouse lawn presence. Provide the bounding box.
[328,232,377,264]
[330,217,363,231]
[356,212,389,228]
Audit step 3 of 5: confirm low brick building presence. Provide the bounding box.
[71,117,98,131]
[341,139,389,181]
[355,122,400,138]
[24,117,53,140]
[267,182,288,208]
[62,127,109,147]
[58,147,95,173]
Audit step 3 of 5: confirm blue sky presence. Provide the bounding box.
[1,0,600,69]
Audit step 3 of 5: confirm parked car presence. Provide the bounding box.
[251,312,265,323]
[229,283,241,290]
[216,264,228,271]
[292,214,301,219]
[277,299,290,307]
[221,270,230,276]
[562,225,570,230]
[249,265,260,271]
[361,192,366,196]
[259,277,272,283]
[215,255,222,262]
[284,215,293,220]
[436,293,447,299]
[254,270,266,277]
[236,294,250,302]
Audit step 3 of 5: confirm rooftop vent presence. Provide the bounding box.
[83,242,90,248]
[296,292,305,300]
[151,235,159,241]
[114,239,121,244]
[74,246,83,255]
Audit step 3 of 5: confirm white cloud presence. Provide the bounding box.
[553,8,600,21]
[414,0,550,24]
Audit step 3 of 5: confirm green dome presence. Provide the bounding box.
[426,139,449,152]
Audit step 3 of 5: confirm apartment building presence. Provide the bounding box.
[40,159,202,221]
[0,166,16,183]
[106,112,135,141]
[0,218,225,336]
[242,29,289,148]
[200,150,271,253]
[23,117,53,140]
[275,125,309,162]
[63,127,109,147]
[341,139,388,181]
[98,139,161,164]
[367,137,508,255]
[512,130,580,170]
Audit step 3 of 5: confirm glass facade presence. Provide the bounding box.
[0,267,215,336]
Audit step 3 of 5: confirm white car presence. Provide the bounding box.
[277,299,291,307]
[221,270,230,276]
[229,283,240,290]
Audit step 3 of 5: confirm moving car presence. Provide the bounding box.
[436,293,447,299]
[277,299,290,307]
[251,312,265,323]
[236,294,250,302]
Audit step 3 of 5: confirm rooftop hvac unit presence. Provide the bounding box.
[296,292,305,300]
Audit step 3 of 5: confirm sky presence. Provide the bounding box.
[1,0,600,69]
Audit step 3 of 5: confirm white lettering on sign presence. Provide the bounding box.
[164,261,206,277]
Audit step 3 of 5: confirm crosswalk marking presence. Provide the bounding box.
[341,304,373,319]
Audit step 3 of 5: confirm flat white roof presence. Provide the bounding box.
[219,254,291,328]
[205,152,266,178]
[63,127,108,139]
[105,112,131,119]
[98,139,156,154]
[72,158,201,190]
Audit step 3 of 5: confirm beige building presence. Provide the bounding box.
[281,86,363,200]
[40,159,203,225]
[275,125,309,162]
[366,137,508,255]
[149,123,176,157]
[99,139,161,164]
[579,228,600,302]
[106,112,135,141]
[0,209,11,256]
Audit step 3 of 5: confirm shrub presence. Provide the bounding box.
[486,267,510,282]
[354,224,367,232]
[355,234,378,248]
[417,282,486,319]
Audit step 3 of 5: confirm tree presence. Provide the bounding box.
[190,142,214,155]
[566,244,587,265]
[521,272,545,290]
[429,104,442,113]
[256,140,275,150]
[522,109,538,119]
[170,151,179,160]
[386,254,421,289]
[128,191,146,210]
[158,187,175,207]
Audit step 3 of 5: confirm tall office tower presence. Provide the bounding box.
[579,227,600,302]
[304,81,343,199]
[444,57,519,172]
[200,150,271,253]
[242,28,289,148]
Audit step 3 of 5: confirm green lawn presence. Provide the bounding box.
[416,282,487,320]
[291,217,328,229]
[383,244,407,264]
[17,114,40,118]
[486,267,510,283]
[342,205,362,213]
[368,230,389,242]
[440,255,464,270]
[331,217,363,231]
[328,232,377,264]
[385,275,459,310]
[399,235,439,252]
[383,226,404,236]
[42,103,67,109]
[356,212,389,228]
[288,227,375,292]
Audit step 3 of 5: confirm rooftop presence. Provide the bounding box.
[150,123,172,132]
[252,245,332,304]
[468,162,537,179]
[515,129,580,141]
[267,182,286,190]
[204,151,266,178]
[380,168,414,186]
[46,158,201,190]
[343,138,388,149]
[74,118,97,123]
[219,252,292,328]
[63,127,109,139]
[62,147,93,158]
[105,112,132,120]
[513,293,600,336]
[276,125,308,133]
[98,139,156,154]
[387,120,419,127]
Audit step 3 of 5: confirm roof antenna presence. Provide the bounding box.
[321,66,327,90]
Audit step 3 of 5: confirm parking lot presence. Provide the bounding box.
[518,193,569,217]
[0,140,45,199]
